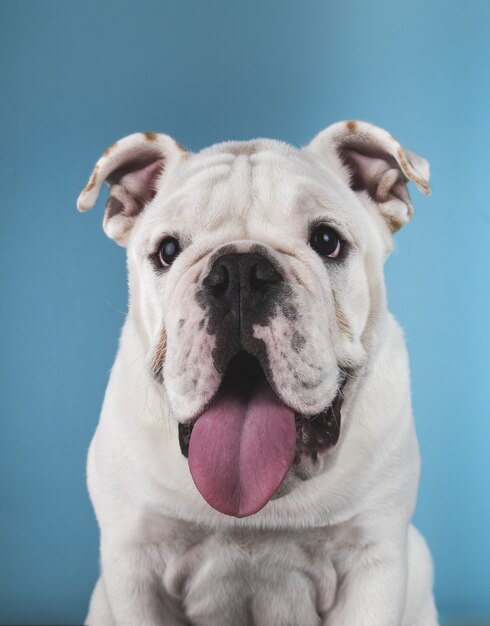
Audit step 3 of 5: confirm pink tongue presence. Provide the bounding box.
[188,383,296,517]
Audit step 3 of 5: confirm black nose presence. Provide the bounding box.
[203,252,283,324]
[205,252,282,293]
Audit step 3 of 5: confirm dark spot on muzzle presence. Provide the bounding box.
[282,303,297,321]
[291,331,306,353]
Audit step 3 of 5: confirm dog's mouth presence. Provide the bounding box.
[178,351,346,518]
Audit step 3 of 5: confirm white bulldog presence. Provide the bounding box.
[78,121,438,626]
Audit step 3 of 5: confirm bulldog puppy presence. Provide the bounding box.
[78,121,438,626]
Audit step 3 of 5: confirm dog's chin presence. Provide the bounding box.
[177,351,346,518]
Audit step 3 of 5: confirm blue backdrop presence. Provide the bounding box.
[1,1,489,624]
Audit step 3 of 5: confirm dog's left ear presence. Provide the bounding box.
[77,132,187,246]
[307,121,431,232]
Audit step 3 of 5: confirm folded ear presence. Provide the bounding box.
[77,132,187,246]
[307,121,431,232]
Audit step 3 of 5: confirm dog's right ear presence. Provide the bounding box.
[307,121,430,233]
[77,132,187,246]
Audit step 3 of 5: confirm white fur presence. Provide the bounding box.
[79,122,438,625]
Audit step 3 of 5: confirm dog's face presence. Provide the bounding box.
[78,122,430,518]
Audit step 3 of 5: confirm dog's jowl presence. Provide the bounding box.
[78,121,438,626]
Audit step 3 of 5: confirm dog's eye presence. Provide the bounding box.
[309,225,341,259]
[158,237,181,268]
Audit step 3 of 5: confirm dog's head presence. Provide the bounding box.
[78,122,430,518]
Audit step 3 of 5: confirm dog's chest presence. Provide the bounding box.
[163,529,337,626]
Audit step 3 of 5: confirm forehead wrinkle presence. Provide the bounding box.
[229,154,253,217]
[201,177,246,230]
[193,154,253,217]
[180,160,251,235]
[151,160,234,224]
[180,152,235,178]
[178,162,234,193]
[250,148,304,170]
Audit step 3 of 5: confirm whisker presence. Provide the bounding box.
[103,299,128,316]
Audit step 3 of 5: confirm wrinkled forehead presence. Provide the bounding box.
[137,139,360,247]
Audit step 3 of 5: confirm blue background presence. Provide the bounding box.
[1,1,489,624]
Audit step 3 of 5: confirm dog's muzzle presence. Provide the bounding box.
[178,251,346,519]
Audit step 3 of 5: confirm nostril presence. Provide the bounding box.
[205,262,229,294]
[250,260,282,288]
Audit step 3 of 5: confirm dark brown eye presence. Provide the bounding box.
[158,237,181,267]
[309,225,341,259]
